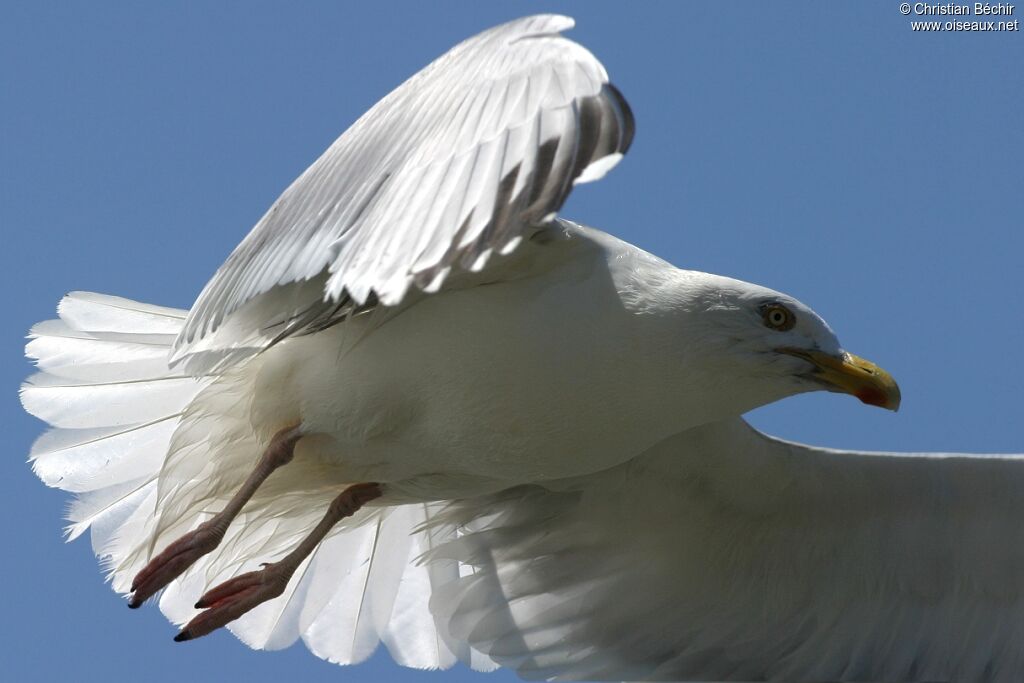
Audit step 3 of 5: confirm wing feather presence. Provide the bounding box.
[430,418,1024,682]
[174,14,633,371]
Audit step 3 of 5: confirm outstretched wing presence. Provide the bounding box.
[430,418,1024,682]
[174,14,633,370]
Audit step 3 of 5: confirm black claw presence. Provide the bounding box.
[173,630,192,642]
[128,597,142,609]
[193,600,205,609]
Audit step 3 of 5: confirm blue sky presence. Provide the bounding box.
[2,2,1021,681]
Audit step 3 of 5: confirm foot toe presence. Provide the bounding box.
[129,524,221,607]
[177,566,288,641]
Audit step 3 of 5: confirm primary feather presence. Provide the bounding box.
[21,14,1024,683]
[430,419,1024,682]
[174,14,633,372]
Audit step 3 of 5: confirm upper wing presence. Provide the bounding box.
[173,14,633,370]
[429,418,1024,682]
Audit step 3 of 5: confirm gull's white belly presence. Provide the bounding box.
[253,244,690,496]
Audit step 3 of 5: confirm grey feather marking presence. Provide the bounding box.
[172,15,633,371]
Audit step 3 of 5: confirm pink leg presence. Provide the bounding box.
[174,482,383,642]
[128,425,302,609]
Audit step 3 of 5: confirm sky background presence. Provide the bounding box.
[2,2,1021,681]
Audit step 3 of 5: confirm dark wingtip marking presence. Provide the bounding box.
[603,82,635,153]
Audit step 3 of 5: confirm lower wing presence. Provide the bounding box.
[429,417,1024,682]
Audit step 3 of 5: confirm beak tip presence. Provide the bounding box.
[779,347,900,412]
[855,385,901,412]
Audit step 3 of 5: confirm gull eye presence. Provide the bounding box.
[761,303,796,331]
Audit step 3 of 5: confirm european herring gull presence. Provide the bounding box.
[21,14,1023,682]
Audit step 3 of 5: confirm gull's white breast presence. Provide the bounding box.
[248,226,699,499]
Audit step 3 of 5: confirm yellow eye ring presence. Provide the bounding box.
[761,304,796,331]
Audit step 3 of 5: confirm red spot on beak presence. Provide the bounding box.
[857,386,891,409]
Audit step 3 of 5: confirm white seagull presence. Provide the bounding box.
[21,14,1024,683]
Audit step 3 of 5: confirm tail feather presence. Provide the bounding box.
[23,291,490,672]
[23,290,199,494]
[22,291,200,595]
[27,319,180,368]
[56,291,186,333]
[30,418,179,492]
[65,476,155,542]
[21,373,198,428]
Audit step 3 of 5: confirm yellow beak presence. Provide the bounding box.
[778,348,901,411]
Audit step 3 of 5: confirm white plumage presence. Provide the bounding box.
[433,420,1024,681]
[21,14,1024,683]
[24,291,488,669]
[175,14,632,373]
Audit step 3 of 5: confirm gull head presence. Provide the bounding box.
[657,271,901,413]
